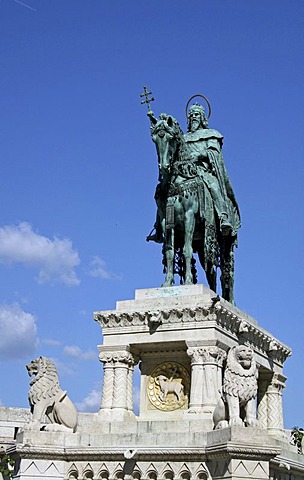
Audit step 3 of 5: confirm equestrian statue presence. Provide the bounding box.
[141,87,240,304]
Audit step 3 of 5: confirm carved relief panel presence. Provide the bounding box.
[139,348,190,416]
[147,361,190,411]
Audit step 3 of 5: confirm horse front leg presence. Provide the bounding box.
[162,227,175,287]
[183,209,195,285]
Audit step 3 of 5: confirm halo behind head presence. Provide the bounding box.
[186,94,211,120]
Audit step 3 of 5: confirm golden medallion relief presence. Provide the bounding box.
[147,362,190,411]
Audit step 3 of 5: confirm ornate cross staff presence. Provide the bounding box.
[140,85,154,112]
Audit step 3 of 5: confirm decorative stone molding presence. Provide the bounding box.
[65,460,212,480]
[205,443,281,461]
[10,443,282,462]
[99,351,136,366]
[94,302,291,366]
[187,346,226,366]
[270,456,304,478]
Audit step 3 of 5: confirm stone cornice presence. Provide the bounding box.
[9,442,282,463]
[271,455,304,474]
[9,444,207,461]
[94,302,291,365]
[8,443,282,463]
[205,442,281,460]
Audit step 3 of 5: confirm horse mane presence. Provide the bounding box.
[151,114,184,139]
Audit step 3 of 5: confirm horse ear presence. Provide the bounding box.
[167,116,173,126]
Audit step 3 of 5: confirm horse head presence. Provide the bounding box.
[151,114,183,179]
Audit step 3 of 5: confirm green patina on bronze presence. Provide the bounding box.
[142,87,240,304]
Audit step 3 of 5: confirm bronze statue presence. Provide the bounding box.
[141,88,240,304]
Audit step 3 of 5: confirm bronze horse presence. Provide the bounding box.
[150,114,238,304]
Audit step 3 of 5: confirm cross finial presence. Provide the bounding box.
[140,85,154,112]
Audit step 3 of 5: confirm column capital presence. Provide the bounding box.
[268,372,286,393]
[98,346,138,366]
[187,345,226,366]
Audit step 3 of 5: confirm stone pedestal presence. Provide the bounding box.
[94,284,291,432]
[5,285,304,480]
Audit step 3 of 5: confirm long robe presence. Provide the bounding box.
[184,128,240,237]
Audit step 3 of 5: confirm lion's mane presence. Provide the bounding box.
[27,357,61,407]
[223,346,258,404]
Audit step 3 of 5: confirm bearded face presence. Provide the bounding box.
[188,110,202,132]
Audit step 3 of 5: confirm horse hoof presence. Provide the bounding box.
[184,278,193,285]
[161,280,174,287]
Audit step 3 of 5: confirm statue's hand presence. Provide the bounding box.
[147,110,158,125]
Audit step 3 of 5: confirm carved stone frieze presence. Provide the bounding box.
[64,460,211,480]
[94,302,291,366]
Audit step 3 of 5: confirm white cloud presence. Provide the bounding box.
[76,384,101,412]
[0,304,39,360]
[63,345,96,361]
[50,358,76,377]
[87,256,121,280]
[0,222,80,286]
[42,338,62,347]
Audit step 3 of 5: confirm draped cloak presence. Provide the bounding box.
[183,128,240,237]
[182,128,241,265]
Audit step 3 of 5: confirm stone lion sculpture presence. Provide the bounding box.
[213,345,259,429]
[26,356,78,432]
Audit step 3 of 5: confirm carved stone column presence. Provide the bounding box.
[257,377,268,430]
[126,363,136,411]
[187,345,226,414]
[98,347,138,415]
[266,373,286,436]
[99,352,115,411]
[112,351,136,410]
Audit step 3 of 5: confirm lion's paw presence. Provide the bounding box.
[214,420,229,430]
[229,416,244,427]
[246,416,259,427]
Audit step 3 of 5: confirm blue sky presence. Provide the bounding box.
[0,0,303,427]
